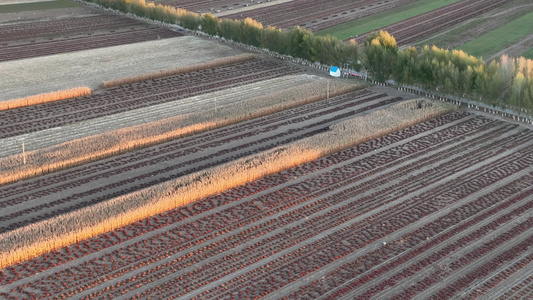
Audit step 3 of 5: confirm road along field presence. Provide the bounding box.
[1,108,532,298]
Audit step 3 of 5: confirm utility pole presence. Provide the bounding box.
[215,96,217,114]
[22,142,26,165]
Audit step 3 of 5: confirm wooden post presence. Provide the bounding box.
[327,80,330,99]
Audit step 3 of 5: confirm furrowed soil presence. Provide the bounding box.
[0,36,244,101]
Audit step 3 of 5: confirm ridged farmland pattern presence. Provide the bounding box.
[0,58,300,138]
[2,111,532,298]
[2,0,533,298]
[0,12,181,62]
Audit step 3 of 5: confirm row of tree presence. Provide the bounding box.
[85,0,533,110]
[363,31,533,109]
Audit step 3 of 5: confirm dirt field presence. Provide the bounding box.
[0,36,244,101]
[1,0,533,298]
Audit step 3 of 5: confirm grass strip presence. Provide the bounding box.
[0,80,362,185]
[0,98,455,269]
[0,87,90,111]
[523,47,533,59]
[315,0,463,40]
[457,11,533,59]
[0,0,80,13]
[102,53,255,88]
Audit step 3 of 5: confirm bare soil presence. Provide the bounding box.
[0,36,244,101]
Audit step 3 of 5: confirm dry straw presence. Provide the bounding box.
[0,98,454,269]
[0,79,362,185]
[0,87,91,111]
[102,53,255,88]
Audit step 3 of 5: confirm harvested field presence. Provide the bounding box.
[220,0,418,31]
[2,109,532,298]
[0,74,321,158]
[0,76,362,185]
[316,0,462,40]
[352,0,513,46]
[0,87,406,235]
[0,36,245,101]
[0,58,301,139]
[0,8,180,62]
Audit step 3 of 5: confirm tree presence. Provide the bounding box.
[240,17,263,46]
[178,11,201,30]
[286,26,313,60]
[362,31,398,82]
[393,46,417,85]
[337,39,360,71]
[201,13,218,36]
[510,72,526,107]
[217,18,240,41]
[260,26,287,54]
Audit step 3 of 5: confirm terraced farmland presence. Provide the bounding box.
[2,111,532,298]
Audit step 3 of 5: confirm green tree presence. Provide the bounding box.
[201,13,218,36]
[393,46,417,85]
[362,31,398,82]
[217,18,240,41]
[336,39,360,71]
[178,11,201,30]
[286,26,313,60]
[240,17,263,46]
[260,26,287,54]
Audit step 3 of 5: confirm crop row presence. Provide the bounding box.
[132,119,533,299]
[0,111,471,282]
[0,87,373,199]
[0,73,317,158]
[0,90,396,232]
[0,27,180,63]
[354,0,512,45]
[0,14,142,43]
[0,59,300,138]
[297,172,533,299]
[3,112,532,298]
[304,0,417,32]
[222,0,374,28]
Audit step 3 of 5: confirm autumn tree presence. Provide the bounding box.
[363,31,398,82]
[201,13,218,36]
